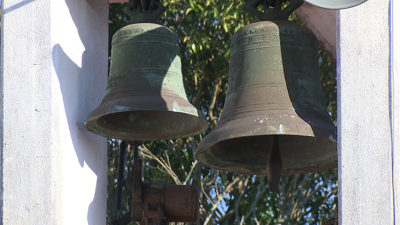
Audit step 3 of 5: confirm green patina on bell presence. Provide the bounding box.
[85,18,208,140]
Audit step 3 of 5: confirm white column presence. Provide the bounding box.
[392,0,400,223]
[1,0,108,224]
[337,0,394,224]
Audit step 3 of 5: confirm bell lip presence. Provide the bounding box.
[195,112,337,175]
[84,98,208,140]
[196,133,337,175]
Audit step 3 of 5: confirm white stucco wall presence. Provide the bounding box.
[1,0,108,224]
[392,0,400,223]
[337,0,397,223]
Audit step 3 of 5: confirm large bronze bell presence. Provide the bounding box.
[85,23,208,140]
[195,20,337,176]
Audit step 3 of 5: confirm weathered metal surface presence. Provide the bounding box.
[295,2,337,63]
[85,23,208,140]
[164,184,199,222]
[141,204,167,225]
[124,181,199,223]
[196,21,337,175]
[138,183,199,223]
[122,142,199,224]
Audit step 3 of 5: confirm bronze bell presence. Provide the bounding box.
[85,23,208,140]
[195,19,337,176]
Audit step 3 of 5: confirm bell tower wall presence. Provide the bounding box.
[338,0,400,224]
[0,0,109,224]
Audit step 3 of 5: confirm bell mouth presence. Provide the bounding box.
[85,95,208,140]
[195,110,337,175]
[85,110,208,140]
[196,134,337,175]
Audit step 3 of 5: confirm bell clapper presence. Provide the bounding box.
[266,135,283,193]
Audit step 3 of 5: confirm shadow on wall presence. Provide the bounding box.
[54,0,200,223]
[2,0,37,14]
[52,0,108,224]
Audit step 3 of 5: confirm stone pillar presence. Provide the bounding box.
[1,0,108,224]
[337,0,396,223]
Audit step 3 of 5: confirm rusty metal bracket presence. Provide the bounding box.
[141,204,168,225]
[113,141,199,225]
[243,0,304,21]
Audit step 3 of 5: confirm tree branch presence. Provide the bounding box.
[207,78,222,128]
[140,146,182,185]
[204,175,244,225]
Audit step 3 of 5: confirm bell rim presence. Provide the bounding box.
[196,133,337,175]
[85,110,209,140]
[85,98,209,140]
[195,111,337,175]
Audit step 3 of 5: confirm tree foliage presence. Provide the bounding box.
[107,1,337,224]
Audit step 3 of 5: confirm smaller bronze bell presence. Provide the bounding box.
[85,23,208,140]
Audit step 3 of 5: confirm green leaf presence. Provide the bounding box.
[186,8,193,15]
[192,43,197,53]
[223,23,229,33]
